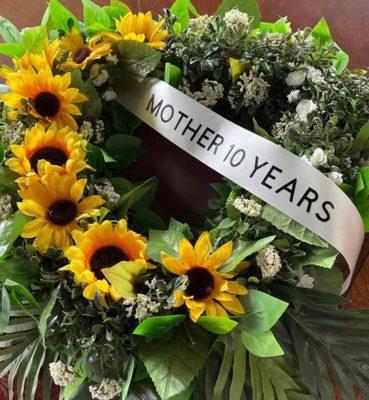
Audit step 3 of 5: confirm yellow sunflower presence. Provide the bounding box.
[60,220,148,301]
[1,67,87,129]
[17,173,104,253]
[61,28,111,70]
[16,39,61,71]
[162,232,247,322]
[100,12,169,49]
[6,123,89,185]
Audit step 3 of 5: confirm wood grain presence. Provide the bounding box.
[0,1,368,398]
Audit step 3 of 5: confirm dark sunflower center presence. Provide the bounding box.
[30,147,68,171]
[34,92,61,117]
[73,47,91,64]
[90,246,128,280]
[47,200,78,226]
[185,267,215,300]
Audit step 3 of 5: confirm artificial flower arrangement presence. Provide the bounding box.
[0,0,368,399]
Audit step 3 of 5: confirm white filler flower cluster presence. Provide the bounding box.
[256,245,282,278]
[49,361,78,387]
[233,196,262,217]
[0,194,13,219]
[224,9,250,32]
[181,79,225,108]
[89,378,123,400]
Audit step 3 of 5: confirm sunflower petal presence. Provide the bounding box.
[204,241,233,270]
[178,238,196,267]
[161,253,188,275]
[194,232,212,265]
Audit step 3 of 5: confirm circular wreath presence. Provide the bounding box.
[0,1,368,400]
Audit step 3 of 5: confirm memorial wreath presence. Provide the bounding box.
[0,0,368,399]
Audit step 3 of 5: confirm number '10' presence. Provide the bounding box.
[223,144,246,167]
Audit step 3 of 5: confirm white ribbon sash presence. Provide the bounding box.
[117,78,365,293]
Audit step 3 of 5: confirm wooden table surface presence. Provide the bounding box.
[0,1,368,398]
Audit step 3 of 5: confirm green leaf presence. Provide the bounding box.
[259,17,291,34]
[82,0,111,36]
[0,257,40,286]
[115,40,161,80]
[0,16,21,43]
[0,43,26,58]
[306,266,343,294]
[134,315,186,339]
[139,323,208,400]
[164,63,183,88]
[311,18,332,45]
[0,167,19,196]
[111,0,131,15]
[105,134,143,168]
[351,121,369,155]
[49,0,81,32]
[147,229,184,263]
[114,177,157,217]
[112,100,142,134]
[121,357,136,400]
[216,0,261,29]
[22,25,47,54]
[241,329,284,357]
[0,286,10,334]
[133,209,166,231]
[241,289,288,334]
[261,205,328,248]
[4,279,39,309]
[38,287,59,346]
[299,247,338,269]
[213,345,233,400]
[197,316,238,334]
[0,212,30,257]
[229,335,246,400]
[170,0,200,33]
[333,47,349,74]
[221,236,275,273]
[86,144,105,174]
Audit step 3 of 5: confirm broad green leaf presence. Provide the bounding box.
[49,0,81,32]
[221,236,275,273]
[216,0,261,29]
[168,218,193,239]
[4,279,39,309]
[259,17,291,34]
[311,18,332,45]
[111,0,131,15]
[147,229,184,262]
[300,247,338,269]
[0,257,40,286]
[0,43,26,58]
[115,177,157,217]
[22,25,47,54]
[351,121,369,155]
[333,47,349,74]
[168,381,196,400]
[0,16,21,43]
[261,205,328,248]
[305,266,343,295]
[213,345,233,400]
[0,212,30,257]
[38,287,59,346]
[170,0,199,33]
[0,286,10,334]
[230,335,246,400]
[197,316,238,334]
[86,144,105,175]
[139,323,208,400]
[164,63,183,88]
[133,209,166,231]
[241,289,288,334]
[241,329,284,357]
[112,100,142,135]
[82,0,111,36]
[121,357,136,400]
[0,167,19,196]
[115,40,161,80]
[105,133,143,168]
[102,261,145,298]
[134,315,186,339]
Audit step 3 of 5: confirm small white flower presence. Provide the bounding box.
[224,9,250,32]
[94,180,120,207]
[287,90,300,104]
[49,361,78,387]
[0,194,13,219]
[0,121,25,147]
[189,15,212,32]
[181,79,224,108]
[296,99,317,122]
[106,53,119,64]
[89,64,100,80]
[286,70,306,87]
[297,274,314,289]
[310,148,327,167]
[93,69,109,87]
[307,67,324,84]
[233,197,262,217]
[329,171,343,185]
[256,245,282,278]
[89,378,122,400]
[102,90,117,102]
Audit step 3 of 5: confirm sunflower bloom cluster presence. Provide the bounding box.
[162,232,247,322]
